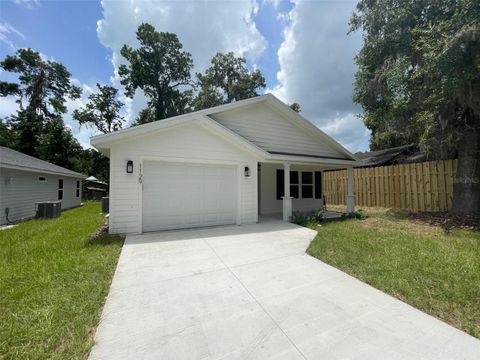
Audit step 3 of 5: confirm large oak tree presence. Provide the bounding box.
[350,0,480,214]
[0,48,81,157]
[73,84,125,134]
[193,52,266,110]
[119,23,194,122]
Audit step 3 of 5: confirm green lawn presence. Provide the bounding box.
[307,209,480,339]
[0,202,123,360]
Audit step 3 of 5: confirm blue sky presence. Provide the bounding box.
[0,0,369,152]
[0,0,111,83]
[0,0,288,90]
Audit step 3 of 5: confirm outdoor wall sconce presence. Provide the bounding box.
[126,160,133,174]
[244,166,251,177]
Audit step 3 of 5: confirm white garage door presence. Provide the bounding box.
[142,161,237,232]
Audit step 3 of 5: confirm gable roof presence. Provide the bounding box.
[0,146,85,178]
[91,114,269,159]
[91,94,358,164]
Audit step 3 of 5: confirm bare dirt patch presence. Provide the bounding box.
[408,212,480,232]
[359,216,441,236]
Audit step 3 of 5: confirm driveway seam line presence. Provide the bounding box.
[202,237,309,360]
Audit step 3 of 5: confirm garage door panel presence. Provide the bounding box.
[142,162,237,232]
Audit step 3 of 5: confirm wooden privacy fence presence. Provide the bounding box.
[324,159,457,212]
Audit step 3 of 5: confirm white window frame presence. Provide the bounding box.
[290,171,299,199]
[301,171,314,199]
[75,180,80,198]
[58,178,64,200]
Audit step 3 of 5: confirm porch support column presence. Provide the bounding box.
[346,166,355,213]
[282,163,293,221]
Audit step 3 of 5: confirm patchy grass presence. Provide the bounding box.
[0,202,123,360]
[307,208,480,339]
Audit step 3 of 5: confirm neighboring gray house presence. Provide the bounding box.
[0,146,85,225]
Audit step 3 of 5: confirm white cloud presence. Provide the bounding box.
[0,22,25,50]
[0,96,19,118]
[12,0,39,9]
[270,0,369,152]
[97,0,267,125]
[0,79,108,149]
[321,113,370,153]
[262,0,280,10]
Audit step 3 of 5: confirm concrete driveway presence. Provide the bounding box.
[89,221,480,360]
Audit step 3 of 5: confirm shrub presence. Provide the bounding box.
[291,211,309,226]
[341,210,366,220]
[310,209,325,222]
[291,209,326,226]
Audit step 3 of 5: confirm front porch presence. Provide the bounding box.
[258,161,355,222]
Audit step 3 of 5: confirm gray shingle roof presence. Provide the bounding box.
[0,146,85,178]
[354,144,427,167]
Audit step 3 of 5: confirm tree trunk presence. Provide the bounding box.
[451,111,480,215]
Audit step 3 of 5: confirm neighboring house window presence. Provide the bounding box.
[38,176,47,182]
[315,172,322,199]
[301,172,313,198]
[76,180,80,198]
[277,170,323,200]
[58,179,64,200]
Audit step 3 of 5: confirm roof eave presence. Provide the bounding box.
[265,153,361,167]
[0,163,86,178]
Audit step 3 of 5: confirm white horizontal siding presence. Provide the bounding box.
[242,163,257,223]
[108,121,258,234]
[210,103,347,158]
[0,168,82,224]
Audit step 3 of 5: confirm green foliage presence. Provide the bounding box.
[0,120,16,147]
[291,211,312,227]
[289,102,301,113]
[119,23,194,122]
[350,0,480,157]
[120,25,267,122]
[0,48,81,118]
[36,117,82,170]
[2,110,44,156]
[0,48,109,182]
[74,149,110,183]
[0,48,82,161]
[351,0,480,214]
[193,52,266,110]
[291,209,326,226]
[130,108,155,127]
[73,84,125,134]
[341,210,366,220]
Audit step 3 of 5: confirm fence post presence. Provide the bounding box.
[346,167,355,213]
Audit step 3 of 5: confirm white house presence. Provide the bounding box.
[0,146,85,225]
[91,94,358,234]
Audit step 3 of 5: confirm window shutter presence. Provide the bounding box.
[276,170,284,200]
[315,172,322,199]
